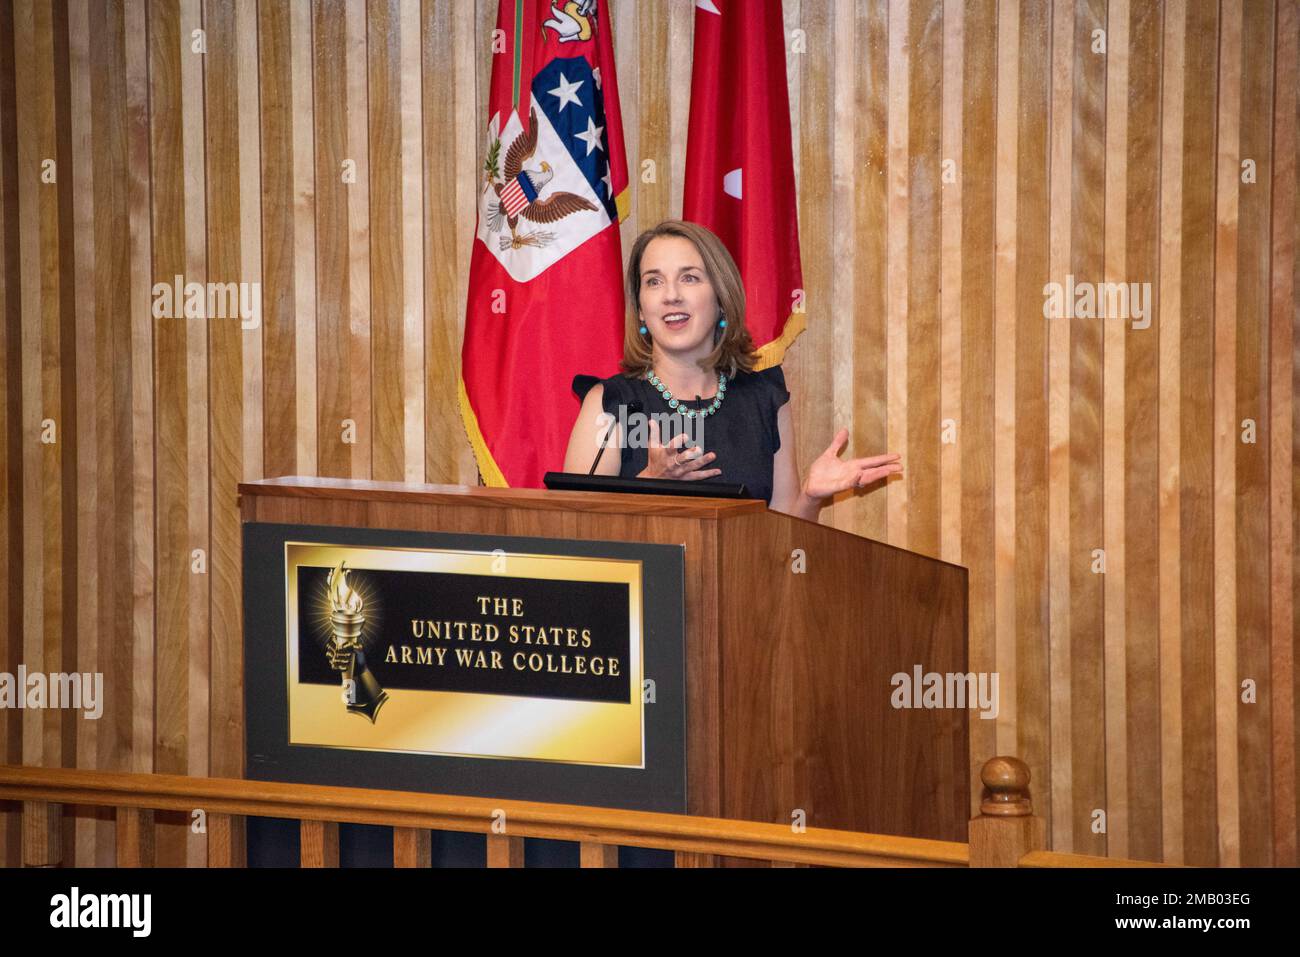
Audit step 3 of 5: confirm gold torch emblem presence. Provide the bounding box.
[326,561,389,722]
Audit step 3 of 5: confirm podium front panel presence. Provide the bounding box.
[243,521,687,813]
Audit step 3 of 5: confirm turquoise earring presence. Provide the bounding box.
[639,324,648,335]
[719,310,727,329]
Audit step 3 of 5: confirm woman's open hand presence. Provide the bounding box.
[803,428,901,500]
[637,417,721,481]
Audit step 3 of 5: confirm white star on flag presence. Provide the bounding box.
[723,167,742,199]
[574,116,605,156]
[601,166,613,197]
[547,72,583,112]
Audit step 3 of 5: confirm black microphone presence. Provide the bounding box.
[589,400,641,474]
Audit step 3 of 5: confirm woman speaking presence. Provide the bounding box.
[563,220,901,522]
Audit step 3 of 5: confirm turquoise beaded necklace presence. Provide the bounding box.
[647,371,728,419]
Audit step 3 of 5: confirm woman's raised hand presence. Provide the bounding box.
[637,417,722,481]
[803,428,902,500]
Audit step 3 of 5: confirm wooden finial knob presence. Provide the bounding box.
[980,756,1032,817]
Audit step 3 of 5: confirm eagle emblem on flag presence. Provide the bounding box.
[485,105,598,251]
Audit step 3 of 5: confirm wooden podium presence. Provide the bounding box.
[239,476,969,844]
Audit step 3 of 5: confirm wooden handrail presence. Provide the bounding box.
[0,764,967,868]
[0,757,1170,867]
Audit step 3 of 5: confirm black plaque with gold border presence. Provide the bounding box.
[243,522,686,813]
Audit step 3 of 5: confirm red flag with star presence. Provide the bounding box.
[459,0,629,487]
[683,0,805,368]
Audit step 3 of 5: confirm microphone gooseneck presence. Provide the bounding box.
[589,399,641,475]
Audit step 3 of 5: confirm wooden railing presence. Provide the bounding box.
[0,757,1167,868]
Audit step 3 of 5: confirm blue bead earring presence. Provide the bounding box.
[639,324,648,335]
[719,310,727,329]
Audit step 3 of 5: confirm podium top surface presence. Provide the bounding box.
[239,475,769,520]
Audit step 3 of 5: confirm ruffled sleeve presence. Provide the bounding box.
[572,374,601,402]
[598,374,627,421]
[756,365,790,453]
[573,373,625,420]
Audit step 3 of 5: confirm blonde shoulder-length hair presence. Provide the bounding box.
[621,220,757,379]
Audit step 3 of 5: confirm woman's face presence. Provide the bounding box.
[637,235,720,361]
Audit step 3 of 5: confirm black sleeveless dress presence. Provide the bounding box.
[576,366,790,504]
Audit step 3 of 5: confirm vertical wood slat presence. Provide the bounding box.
[68,0,100,869]
[259,0,298,480]
[636,1,669,227]
[884,0,909,545]
[345,0,371,481]
[1046,0,1074,853]
[1124,0,1164,864]
[0,0,18,872]
[960,0,997,813]
[1013,0,1051,831]
[315,0,358,480]
[828,0,856,536]
[792,0,832,541]
[1212,0,1243,870]
[181,0,210,871]
[904,0,941,559]
[207,812,246,868]
[486,833,524,868]
[673,850,712,868]
[115,806,154,868]
[238,0,264,486]
[1235,0,1276,868]
[423,0,467,485]
[613,0,636,259]
[205,0,248,793]
[1068,0,1106,860]
[471,0,494,147]
[579,841,618,868]
[1158,0,1187,866]
[855,0,889,545]
[369,0,404,483]
[1269,0,1298,869]
[393,826,431,868]
[1181,0,1221,867]
[1101,0,1130,862]
[48,0,76,867]
[992,0,1019,766]
[124,0,155,781]
[1294,0,1300,876]
[299,819,339,867]
[292,0,318,476]
[147,0,190,870]
[938,0,962,565]
[398,0,425,484]
[13,0,45,782]
[21,800,60,867]
[88,0,132,866]
[667,0,693,223]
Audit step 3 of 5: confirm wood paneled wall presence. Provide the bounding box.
[0,0,1295,867]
